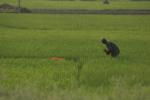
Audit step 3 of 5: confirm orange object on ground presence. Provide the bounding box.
[50,57,64,61]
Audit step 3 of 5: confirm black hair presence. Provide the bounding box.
[101,38,107,44]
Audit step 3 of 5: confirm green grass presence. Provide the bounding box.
[0,14,150,100]
[0,0,150,9]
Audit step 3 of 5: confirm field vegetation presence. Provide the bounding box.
[0,13,150,100]
[0,0,150,9]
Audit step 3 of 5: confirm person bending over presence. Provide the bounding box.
[101,38,120,57]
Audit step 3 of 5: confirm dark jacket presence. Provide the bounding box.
[106,42,120,57]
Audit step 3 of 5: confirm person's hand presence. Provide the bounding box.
[104,49,107,52]
[104,49,110,55]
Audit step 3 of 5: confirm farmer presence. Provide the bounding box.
[101,38,120,57]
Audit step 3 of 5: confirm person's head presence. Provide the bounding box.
[101,38,107,44]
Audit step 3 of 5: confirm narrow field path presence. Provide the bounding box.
[30,9,150,15]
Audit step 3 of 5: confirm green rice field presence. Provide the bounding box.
[0,13,150,100]
[0,0,150,9]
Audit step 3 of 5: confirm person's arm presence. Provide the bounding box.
[104,49,110,55]
[104,42,111,55]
